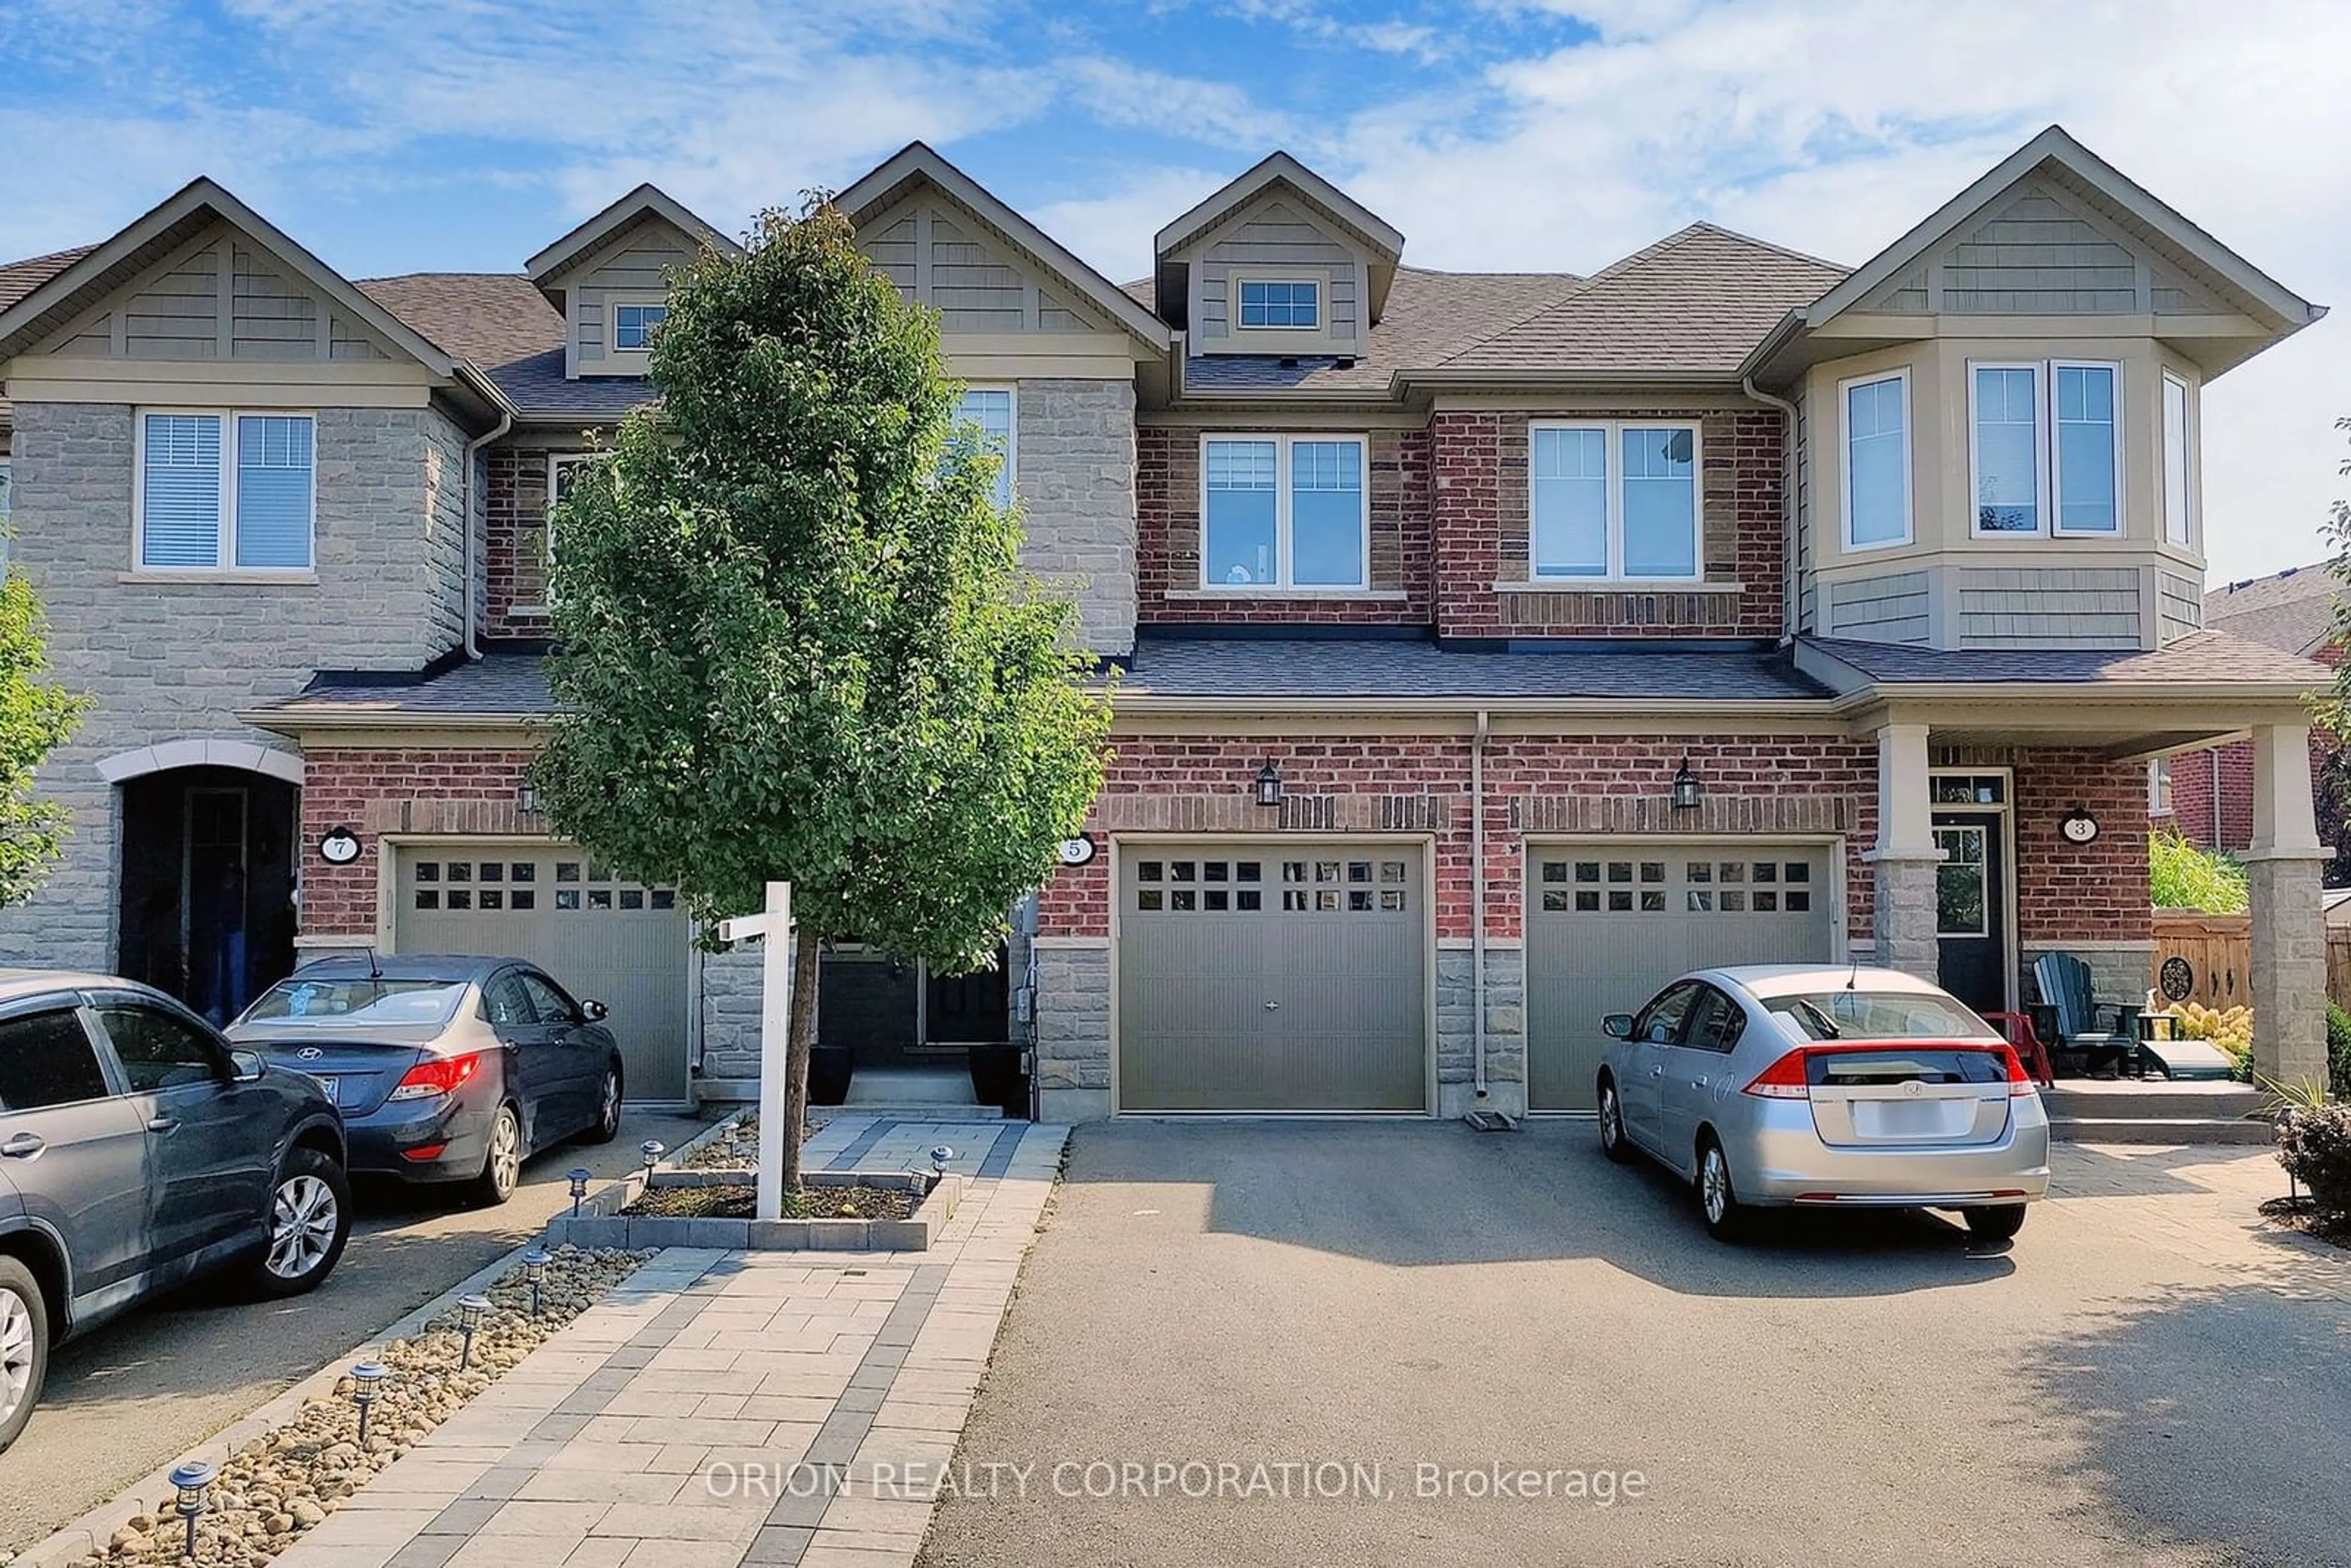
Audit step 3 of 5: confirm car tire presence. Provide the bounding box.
[470,1104,523,1207]
[249,1147,353,1299]
[1597,1078,1632,1165]
[0,1255,48,1454]
[1963,1204,2028,1242]
[582,1065,623,1145]
[1695,1138,1749,1244]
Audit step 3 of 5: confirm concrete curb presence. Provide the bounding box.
[6,1109,745,1567]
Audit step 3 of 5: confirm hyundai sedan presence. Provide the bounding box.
[1594,964,2050,1242]
[230,955,624,1206]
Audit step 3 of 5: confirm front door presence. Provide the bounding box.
[1932,811,2009,1013]
[925,954,1008,1045]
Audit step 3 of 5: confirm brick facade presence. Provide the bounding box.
[2009,748,2154,945]
[484,448,553,640]
[296,747,542,937]
[2164,733,2333,855]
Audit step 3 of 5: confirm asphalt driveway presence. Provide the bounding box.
[920,1120,2351,1568]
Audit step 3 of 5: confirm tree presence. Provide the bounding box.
[533,197,1111,1195]
[0,531,88,905]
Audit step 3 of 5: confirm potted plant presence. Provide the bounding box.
[967,1042,1029,1116]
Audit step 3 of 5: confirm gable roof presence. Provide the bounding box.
[2205,562,2344,659]
[834,142,1171,353]
[1430,223,1847,381]
[1153,151,1404,262]
[523,182,738,288]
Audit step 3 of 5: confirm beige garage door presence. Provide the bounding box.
[1118,843,1428,1112]
[1526,842,1837,1112]
[396,846,689,1105]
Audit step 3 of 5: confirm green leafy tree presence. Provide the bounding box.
[0,534,88,904]
[533,197,1111,1192]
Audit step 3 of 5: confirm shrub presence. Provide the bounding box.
[2330,1002,2351,1100]
[2277,1101,2351,1220]
[2148,831,2249,913]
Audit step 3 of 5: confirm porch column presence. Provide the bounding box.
[1866,721,1941,981]
[2244,722,2330,1091]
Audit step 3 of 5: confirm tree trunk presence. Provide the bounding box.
[781,925,822,1193]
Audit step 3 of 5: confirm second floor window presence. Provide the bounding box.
[613,303,667,351]
[1970,360,2120,538]
[138,410,313,571]
[2162,370,2196,547]
[1237,279,1319,330]
[1529,422,1698,580]
[1202,435,1365,588]
[953,388,1015,511]
[1841,371,1910,549]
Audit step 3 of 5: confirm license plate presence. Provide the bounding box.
[1859,1098,1960,1139]
[312,1075,339,1105]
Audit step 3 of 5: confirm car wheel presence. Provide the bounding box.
[250,1147,353,1298]
[470,1105,523,1207]
[1696,1138,1749,1244]
[0,1255,48,1454]
[1963,1204,2028,1242]
[582,1065,623,1145]
[1597,1079,1632,1164]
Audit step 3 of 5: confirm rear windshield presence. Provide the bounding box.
[241,977,468,1028]
[1807,1049,2011,1086]
[1766,991,1999,1043]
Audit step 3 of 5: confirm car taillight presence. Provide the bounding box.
[2003,1044,2036,1097]
[388,1052,484,1103]
[1742,1051,1812,1099]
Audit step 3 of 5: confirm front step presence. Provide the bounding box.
[2047,1114,2275,1146]
[2042,1084,2268,1120]
[819,1102,1006,1120]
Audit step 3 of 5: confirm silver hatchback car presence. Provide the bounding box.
[1594,964,2050,1242]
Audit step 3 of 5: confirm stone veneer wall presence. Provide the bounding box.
[0,402,470,969]
[1014,378,1138,658]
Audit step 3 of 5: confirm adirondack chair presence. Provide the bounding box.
[2031,952,2142,1078]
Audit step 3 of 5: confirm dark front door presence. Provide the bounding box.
[1933,810,2009,1012]
[925,951,1009,1045]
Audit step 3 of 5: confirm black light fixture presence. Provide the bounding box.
[1255,759,1284,809]
[457,1294,492,1370]
[1670,755,1702,811]
[566,1166,593,1218]
[522,1247,550,1317]
[516,780,540,814]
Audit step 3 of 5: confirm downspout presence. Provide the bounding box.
[1472,707,1490,1102]
[1742,375,1801,645]
[458,365,514,661]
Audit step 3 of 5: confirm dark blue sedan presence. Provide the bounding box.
[230,955,624,1205]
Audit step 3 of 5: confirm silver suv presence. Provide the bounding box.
[0,971,349,1450]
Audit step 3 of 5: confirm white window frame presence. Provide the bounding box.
[1197,432,1370,591]
[130,408,317,575]
[953,384,1018,511]
[2162,369,2197,548]
[598,290,669,370]
[610,301,668,352]
[2149,756,2174,815]
[523,451,594,613]
[1966,359,2125,541]
[1528,419,1703,582]
[1233,276,1323,334]
[1837,368,1912,553]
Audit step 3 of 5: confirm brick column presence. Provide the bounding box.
[1867,722,1941,979]
[2246,722,2330,1090]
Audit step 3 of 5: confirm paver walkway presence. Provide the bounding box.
[276,1116,1061,1568]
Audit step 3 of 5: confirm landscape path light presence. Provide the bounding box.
[522,1247,550,1317]
[457,1294,492,1370]
[351,1360,387,1444]
[168,1459,216,1560]
[568,1167,593,1217]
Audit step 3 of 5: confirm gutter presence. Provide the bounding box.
[1741,373,1801,645]
[455,361,517,661]
[1471,707,1490,1103]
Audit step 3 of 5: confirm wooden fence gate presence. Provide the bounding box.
[2151,908,2351,1014]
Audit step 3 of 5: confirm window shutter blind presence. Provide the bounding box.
[141,415,222,567]
[234,415,313,568]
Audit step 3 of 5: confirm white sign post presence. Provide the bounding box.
[718,880,793,1221]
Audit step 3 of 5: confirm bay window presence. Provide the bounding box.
[1529,422,1698,579]
[2162,370,2195,547]
[137,410,314,571]
[1202,435,1365,588]
[1840,370,1911,549]
[1968,360,2121,539]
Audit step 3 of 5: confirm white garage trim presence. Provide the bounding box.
[96,737,304,785]
[1107,830,1439,1117]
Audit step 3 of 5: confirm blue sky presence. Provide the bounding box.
[3,0,2347,583]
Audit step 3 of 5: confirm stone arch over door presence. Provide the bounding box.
[99,739,303,1024]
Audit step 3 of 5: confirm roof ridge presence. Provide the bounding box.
[1677,219,1851,277]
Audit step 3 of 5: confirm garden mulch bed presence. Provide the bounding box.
[620,1182,915,1221]
[2259,1195,2351,1248]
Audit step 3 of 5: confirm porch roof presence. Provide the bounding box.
[1799,631,2332,694]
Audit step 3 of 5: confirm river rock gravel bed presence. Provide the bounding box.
[57,1244,652,1567]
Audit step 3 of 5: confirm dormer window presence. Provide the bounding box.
[613,303,667,351]
[1238,279,1319,331]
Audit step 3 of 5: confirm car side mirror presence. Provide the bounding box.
[228,1048,268,1083]
[580,999,609,1024]
[1602,1013,1634,1040]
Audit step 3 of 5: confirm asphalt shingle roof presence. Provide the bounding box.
[0,246,92,313]
[2203,562,2342,659]
[1123,636,1830,701]
[268,655,556,718]
[355,272,651,424]
[1805,630,2331,687]
[1439,223,1850,375]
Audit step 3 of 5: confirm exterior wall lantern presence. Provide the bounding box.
[517,781,541,814]
[1670,756,1703,811]
[1255,760,1284,809]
